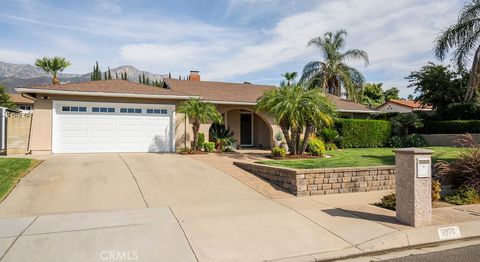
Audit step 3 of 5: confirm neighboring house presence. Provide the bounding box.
[17,71,377,154]
[9,94,34,113]
[376,99,433,113]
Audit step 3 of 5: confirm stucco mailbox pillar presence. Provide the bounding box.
[394,148,433,227]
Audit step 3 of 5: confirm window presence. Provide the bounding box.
[92,107,115,113]
[120,108,142,114]
[19,105,32,111]
[146,109,168,115]
[62,106,87,112]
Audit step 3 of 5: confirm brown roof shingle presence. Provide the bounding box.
[163,79,273,103]
[23,79,192,96]
[386,99,433,109]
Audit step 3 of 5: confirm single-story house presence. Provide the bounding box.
[16,71,377,154]
[376,99,433,113]
[9,93,34,113]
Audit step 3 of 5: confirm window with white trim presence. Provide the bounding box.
[19,105,32,111]
[146,109,168,115]
[62,106,87,112]
[92,107,115,113]
[120,108,142,114]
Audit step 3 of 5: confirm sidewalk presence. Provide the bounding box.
[1,191,479,262]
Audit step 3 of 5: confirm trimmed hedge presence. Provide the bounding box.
[422,120,480,134]
[335,119,392,148]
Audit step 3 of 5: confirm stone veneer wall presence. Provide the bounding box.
[234,162,395,197]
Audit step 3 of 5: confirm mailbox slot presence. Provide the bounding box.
[416,157,431,178]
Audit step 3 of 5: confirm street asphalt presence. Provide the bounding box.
[384,244,480,262]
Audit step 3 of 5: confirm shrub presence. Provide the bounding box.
[391,113,424,136]
[432,180,441,202]
[388,136,404,148]
[436,134,480,191]
[320,128,339,143]
[197,133,205,149]
[307,137,326,156]
[422,120,480,134]
[376,193,396,211]
[271,146,287,158]
[203,142,215,152]
[222,145,235,152]
[437,102,480,120]
[335,119,392,148]
[387,134,428,148]
[325,142,338,151]
[444,186,480,205]
[179,147,193,155]
[274,131,284,142]
[402,134,428,147]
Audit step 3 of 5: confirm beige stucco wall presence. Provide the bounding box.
[7,115,31,155]
[377,103,412,113]
[28,95,278,153]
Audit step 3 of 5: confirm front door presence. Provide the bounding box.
[240,113,253,146]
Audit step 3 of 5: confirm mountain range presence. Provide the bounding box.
[0,61,167,93]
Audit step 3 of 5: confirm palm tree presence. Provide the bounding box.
[301,30,369,101]
[256,84,336,155]
[392,113,424,136]
[177,98,223,151]
[34,57,72,85]
[281,72,298,86]
[435,0,480,102]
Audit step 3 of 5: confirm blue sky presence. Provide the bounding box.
[0,0,467,97]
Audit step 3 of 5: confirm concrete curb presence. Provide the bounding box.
[270,219,480,261]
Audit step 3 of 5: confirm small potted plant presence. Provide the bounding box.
[274,131,284,147]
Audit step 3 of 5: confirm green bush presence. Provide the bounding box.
[203,142,215,152]
[324,142,338,151]
[320,128,339,143]
[197,133,205,149]
[376,193,396,211]
[307,137,326,156]
[388,134,428,148]
[388,136,404,148]
[422,120,480,134]
[271,146,287,158]
[437,102,480,120]
[222,145,235,152]
[444,186,480,205]
[335,119,392,148]
[179,147,193,155]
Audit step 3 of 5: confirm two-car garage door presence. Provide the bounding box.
[52,101,175,153]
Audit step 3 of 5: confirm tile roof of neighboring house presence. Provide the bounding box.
[9,93,34,104]
[163,78,273,103]
[381,99,433,110]
[19,79,377,113]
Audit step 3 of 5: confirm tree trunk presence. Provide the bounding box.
[466,45,480,102]
[289,128,298,155]
[299,124,314,155]
[192,121,200,151]
[280,122,293,153]
[295,128,302,155]
[52,76,60,85]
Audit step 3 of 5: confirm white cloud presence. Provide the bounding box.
[0,49,38,64]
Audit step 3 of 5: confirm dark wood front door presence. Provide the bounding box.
[240,113,252,146]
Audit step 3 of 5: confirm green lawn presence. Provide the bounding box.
[0,158,41,201]
[257,147,464,169]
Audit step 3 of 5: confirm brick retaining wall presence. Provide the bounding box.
[234,162,395,197]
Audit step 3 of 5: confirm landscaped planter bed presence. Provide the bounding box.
[234,162,395,197]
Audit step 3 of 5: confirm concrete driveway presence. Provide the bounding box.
[0,153,264,217]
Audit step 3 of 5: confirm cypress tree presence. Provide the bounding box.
[115,72,118,79]
[142,73,146,84]
[124,71,128,80]
[107,67,112,80]
[138,74,142,83]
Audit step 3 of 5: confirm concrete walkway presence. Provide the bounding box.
[1,153,480,261]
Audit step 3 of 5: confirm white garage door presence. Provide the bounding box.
[52,101,175,153]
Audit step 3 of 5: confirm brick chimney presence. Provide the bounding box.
[189,70,200,81]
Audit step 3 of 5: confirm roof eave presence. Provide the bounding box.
[15,88,199,100]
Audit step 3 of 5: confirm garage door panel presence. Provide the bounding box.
[53,101,174,153]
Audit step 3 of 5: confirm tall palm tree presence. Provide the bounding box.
[281,72,298,86]
[435,0,480,102]
[177,98,223,151]
[301,30,369,101]
[256,84,336,155]
[35,57,71,85]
